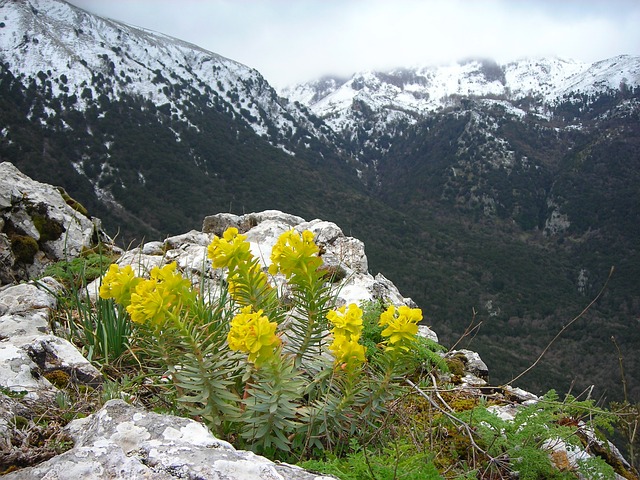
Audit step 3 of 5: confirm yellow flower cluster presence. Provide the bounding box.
[327,303,366,366]
[99,264,141,307]
[100,262,192,326]
[227,306,281,366]
[207,227,273,307]
[378,305,422,352]
[207,227,252,270]
[269,229,322,278]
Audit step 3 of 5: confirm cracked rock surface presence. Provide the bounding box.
[4,400,335,480]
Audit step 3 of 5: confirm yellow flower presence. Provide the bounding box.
[125,263,190,326]
[227,306,253,351]
[268,229,321,278]
[127,279,167,325]
[227,306,280,366]
[327,304,363,339]
[99,264,142,307]
[379,305,422,351]
[207,227,252,269]
[329,333,366,365]
[150,262,192,297]
[327,303,365,366]
[245,314,280,365]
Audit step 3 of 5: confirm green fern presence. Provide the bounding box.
[456,390,617,479]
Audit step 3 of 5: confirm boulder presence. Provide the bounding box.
[0,280,101,400]
[0,162,110,285]
[3,400,336,480]
[443,349,490,389]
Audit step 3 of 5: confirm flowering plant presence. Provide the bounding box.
[227,306,280,366]
[327,303,366,365]
[379,304,422,352]
[100,226,429,459]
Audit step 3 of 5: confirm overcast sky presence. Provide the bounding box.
[68,0,640,88]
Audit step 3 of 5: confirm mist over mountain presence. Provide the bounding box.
[1,0,639,401]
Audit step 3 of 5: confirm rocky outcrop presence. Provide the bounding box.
[3,400,334,480]
[0,279,102,402]
[0,268,337,479]
[0,162,109,286]
[1,203,441,478]
[86,211,429,329]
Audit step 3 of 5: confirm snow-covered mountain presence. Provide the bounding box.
[0,0,328,151]
[283,56,640,138]
[0,0,361,246]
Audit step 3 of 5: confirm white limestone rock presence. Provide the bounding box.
[164,230,211,249]
[417,325,439,343]
[140,241,164,255]
[322,236,368,275]
[0,279,101,398]
[444,349,490,388]
[202,212,244,235]
[116,249,166,275]
[243,218,293,263]
[248,210,306,227]
[299,219,343,245]
[0,281,57,338]
[0,342,57,400]
[165,243,211,278]
[0,162,109,284]
[0,281,59,316]
[3,400,336,480]
[455,349,489,379]
[22,335,102,387]
[0,312,50,338]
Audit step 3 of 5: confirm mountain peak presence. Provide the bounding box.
[283,55,640,139]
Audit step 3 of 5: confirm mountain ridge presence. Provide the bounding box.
[283,55,640,158]
[285,55,640,112]
[0,0,336,152]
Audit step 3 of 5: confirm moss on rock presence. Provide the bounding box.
[44,370,71,389]
[32,214,65,242]
[445,356,465,377]
[27,202,65,243]
[11,235,39,264]
[57,187,89,217]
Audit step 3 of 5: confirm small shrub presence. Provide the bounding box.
[455,390,617,479]
[99,228,430,460]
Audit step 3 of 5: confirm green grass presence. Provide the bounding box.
[300,441,443,480]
